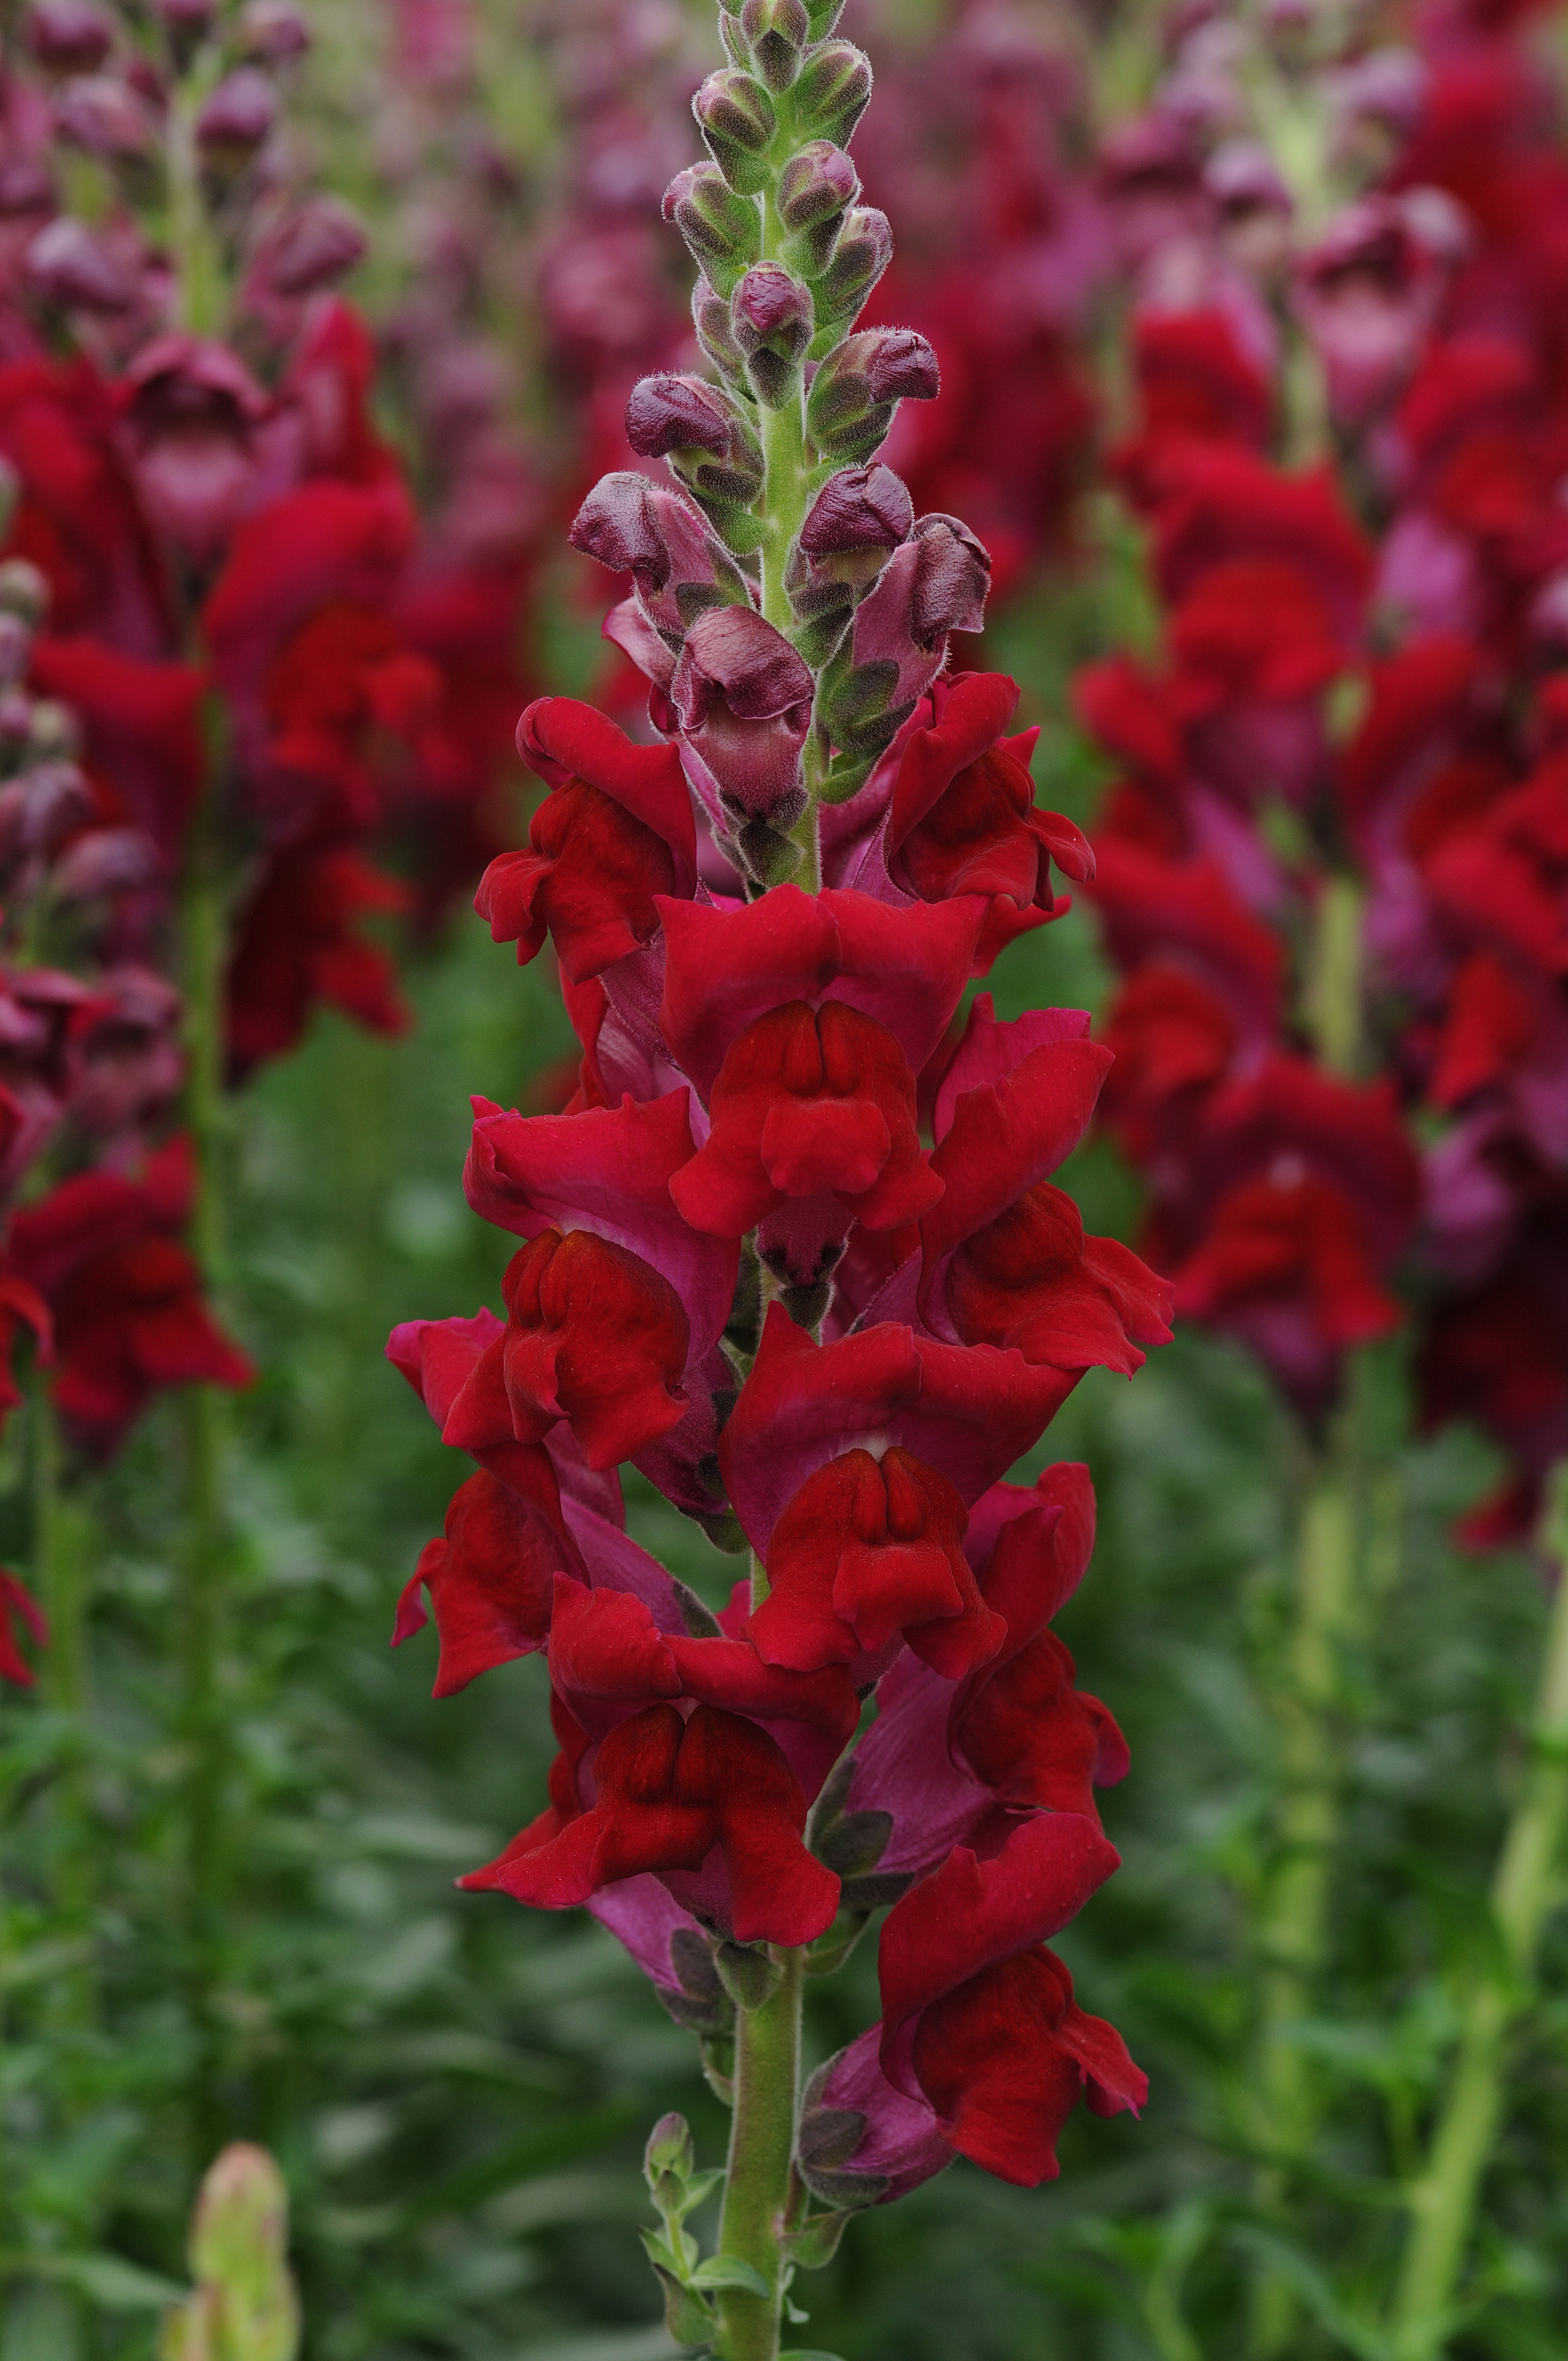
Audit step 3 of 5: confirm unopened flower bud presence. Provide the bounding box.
[26,0,112,73]
[692,274,748,380]
[907,511,990,644]
[730,264,813,406]
[739,0,809,92]
[792,39,872,149]
[197,66,276,153]
[0,558,48,627]
[625,374,765,508]
[237,0,308,60]
[263,197,368,296]
[570,473,753,643]
[693,68,777,195]
[807,325,938,463]
[777,139,858,273]
[0,759,92,861]
[810,205,891,347]
[26,215,137,313]
[800,463,912,560]
[54,74,152,159]
[155,0,215,69]
[644,2113,696,2186]
[663,164,761,297]
[166,2143,300,2361]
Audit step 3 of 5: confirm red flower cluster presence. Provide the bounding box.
[1075,0,1568,1527]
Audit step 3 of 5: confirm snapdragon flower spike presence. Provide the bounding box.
[395,0,1156,2289]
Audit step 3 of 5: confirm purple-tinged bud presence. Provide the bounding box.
[26,0,112,73]
[663,164,761,298]
[53,75,152,159]
[237,0,309,59]
[807,325,938,464]
[821,514,991,759]
[809,206,892,349]
[778,140,858,232]
[53,824,160,900]
[625,374,765,508]
[672,606,815,868]
[26,215,137,313]
[693,69,777,196]
[787,465,912,649]
[262,197,368,296]
[570,474,753,646]
[691,275,748,384]
[799,464,913,558]
[731,264,813,406]
[155,0,215,69]
[0,760,93,864]
[197,67,276,153]
[792,40,872,149]
[739,0,809,93]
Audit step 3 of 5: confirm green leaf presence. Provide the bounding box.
[676,2167,726,2218]
[688,2254,771,2295]
[4,2251,186,2310]
[636,2227,686,2281]
[783,2209,854,2269]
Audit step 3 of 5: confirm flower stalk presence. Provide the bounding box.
[1390,1466,1568,2361]
[716,1949,804,2361]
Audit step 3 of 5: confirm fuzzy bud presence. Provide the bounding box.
[739,0,810,91]
[792,39,873,149]
[237,0,309,60]
[671,605,815,836]
[693,69,778,195]
[155,0,215,69]
[778,139,859,274]
[644,2112,696,2186]
[197,67,277,153]
[263,197,368,296]
[810,205,891,349]
[161,2144,301,2361]
[663,164,761,298]
[730,264,813,406]
[26,215,137,313]
[53,74,152,159]
[807,326,938,463]
[26,0,112,73]
[570,473,753,645]
[692,273,748,379]
[787,464,913,655]
[625,373,765,508]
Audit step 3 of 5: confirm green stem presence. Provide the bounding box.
[1248,1421,1359,2358]
[715,1948,804,2361]
[178,759,233,2167]
[1389,1467,1568,2360]
[32,1389,96,2045]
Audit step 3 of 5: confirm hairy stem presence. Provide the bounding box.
[1248,1423,1358,2358]
[715,1947,804,2361]
[1389,1467,1568,2360]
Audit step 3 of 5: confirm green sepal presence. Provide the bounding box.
[652,2264,717,2349]
[814,753,876,804]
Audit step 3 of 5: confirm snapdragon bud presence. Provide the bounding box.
[693,68,777,195]
[26,215,138,313]
[731,264,813,406]
[570,473,754,644]
[197,66,277,155]
[263,197,368,296]
[644,2112,697,2186]
[54,74,153,159]
[237,0,308,61]
[807,325,938,463]
[692,275,747,384]
[738,0,809,93]
[778,140,858,274]
[155,0,215,70]
[809,205,892,351]
[663,164,761,298]
[786,463,913,657]
[791,39,872,149]
[26,0,112,73]
[625,373,765,508]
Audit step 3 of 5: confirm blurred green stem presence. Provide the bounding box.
[1389,1466,1568,2361]
[32,1386,97,2043]
[1247,1415,1359,2358]
[715,1948,803,2361]
[178,779,233,2166]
